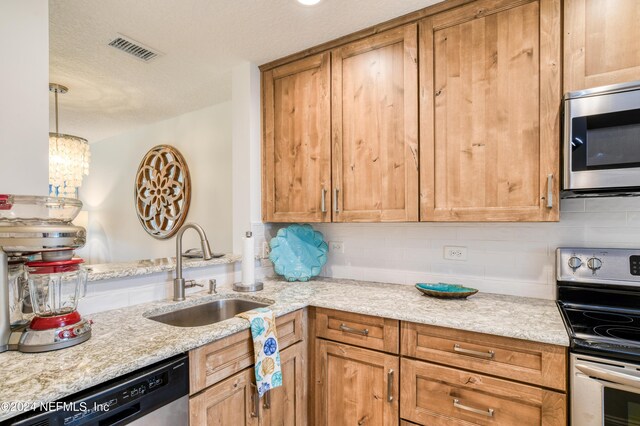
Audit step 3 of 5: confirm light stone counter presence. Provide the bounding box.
[85,254,241,282]
[0,277,568,421]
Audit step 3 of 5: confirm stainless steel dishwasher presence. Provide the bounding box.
[6,354,189,426]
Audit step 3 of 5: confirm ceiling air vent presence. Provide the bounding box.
[107,34,161,62]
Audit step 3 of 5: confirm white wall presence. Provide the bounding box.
[232,62,262,254]
[313,197,640,300]
[79,101,233,263]
[0,1,49,195]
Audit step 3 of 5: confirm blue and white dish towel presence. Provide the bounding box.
[237,307,282,396]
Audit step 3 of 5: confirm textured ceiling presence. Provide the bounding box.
[50,0,443,142]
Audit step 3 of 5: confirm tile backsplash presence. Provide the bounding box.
[306,197,640,300]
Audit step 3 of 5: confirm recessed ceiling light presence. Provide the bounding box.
[298,0,321,5]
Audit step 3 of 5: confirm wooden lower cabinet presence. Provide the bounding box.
[189,367,259,426]
[261,342,306,426]
[190,343,306,426]
[315,339,399,426]
[400,358,566,425]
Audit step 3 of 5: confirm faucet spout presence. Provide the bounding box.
[174,223,213,301]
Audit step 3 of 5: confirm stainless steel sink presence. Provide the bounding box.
[147,298,271,327]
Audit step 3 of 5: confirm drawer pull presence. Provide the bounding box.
[339,323,369,336]
[453,398,495,417]
[250,383,260,418]
[387,369,394,402]
[357,415,369,425]
[453,344,495,359]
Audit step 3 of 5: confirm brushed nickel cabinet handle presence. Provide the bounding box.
[387,369,394,402]
[339,323,369,336]
[334,188,339,212]
[263,389,271,409]
[453,398,494,417]
[321,188,327,213]
[250,383,260,418]
[547,174,553,208]
[453,344,495,359]
[358,415,369,425]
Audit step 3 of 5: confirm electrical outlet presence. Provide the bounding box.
[329,241,345,253]
[444,246,467,261]
[262,241,270,258]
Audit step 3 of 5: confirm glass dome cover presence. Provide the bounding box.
[0,195,82,225]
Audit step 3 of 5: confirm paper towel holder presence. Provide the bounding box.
[233,231,264,292]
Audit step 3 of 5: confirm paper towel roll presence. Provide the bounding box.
[242,231,255,285]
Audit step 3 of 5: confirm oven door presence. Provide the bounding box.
[564,85,640,192]
[572,353,640,426]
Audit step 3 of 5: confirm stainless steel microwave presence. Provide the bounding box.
[563,80,640,196]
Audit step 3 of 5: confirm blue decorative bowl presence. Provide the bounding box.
[269,224,328,282]
[415,283,478,299]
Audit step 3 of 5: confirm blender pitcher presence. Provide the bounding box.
[25,259,88,317]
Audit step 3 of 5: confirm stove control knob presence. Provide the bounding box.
[568,256,582,271]
[587,257,602,272]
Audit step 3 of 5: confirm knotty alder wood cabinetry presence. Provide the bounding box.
[261,0,562,223]
[400,322,567,425]
[262,52,331,222]
[564,0,640,92]
[419,0,561,221]
[400,358,567,425]
[315,339,400,426]
[313,309,567,426]
[188,310,305,426]
[190,343,306,426]
[332,25,419,222]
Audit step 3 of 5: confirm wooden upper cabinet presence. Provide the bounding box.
[262,52,331,222]
[419,0,561,221]
[565,0,640,92]
[332,25,419,222]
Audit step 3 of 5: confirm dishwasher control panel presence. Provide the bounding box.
[8,354,188,426]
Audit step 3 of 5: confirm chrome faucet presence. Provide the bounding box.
[174,223,213,301]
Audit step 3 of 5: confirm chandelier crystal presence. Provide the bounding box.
[48,84,90,197]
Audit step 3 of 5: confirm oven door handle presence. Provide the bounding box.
[576,363,640,390]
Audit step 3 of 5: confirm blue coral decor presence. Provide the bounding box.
[269,224,328,281]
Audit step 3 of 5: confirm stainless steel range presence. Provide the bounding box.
[557,247,640,426]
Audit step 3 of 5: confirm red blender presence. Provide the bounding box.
[17,258,91,351]
[0,194,89,353]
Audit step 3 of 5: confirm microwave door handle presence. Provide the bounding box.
[576,363,640,390]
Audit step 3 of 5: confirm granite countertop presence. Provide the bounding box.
[0,277,569,421]
[85,254,241,282]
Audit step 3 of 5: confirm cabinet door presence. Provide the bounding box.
[419,0,561,222]
[565,0,640,92]
[262,52,331,222]
[315,339,399,426]
[332,25,419,222]
[261,342,306,426]
[189,367,259,426]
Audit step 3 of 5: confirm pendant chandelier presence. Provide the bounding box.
[49,83,91,198]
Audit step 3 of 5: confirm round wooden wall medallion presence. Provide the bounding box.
[135,145,191,239]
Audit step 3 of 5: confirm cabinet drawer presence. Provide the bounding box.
[401,322,567,391]
[400,358,567,425]
[190,309,304,394]
[316,308,399,353]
